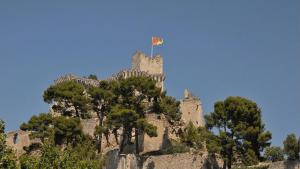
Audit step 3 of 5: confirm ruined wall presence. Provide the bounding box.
[114,69,165,91]
[104,150,223,169]
[132,51,163,75]
[54,74,100,87]
[6,130,35,156]
[81,118,120,152]
[104,149,140,169]
[142,152,222,169]
[180,89,205,127]
[142,114,169,154]
[81,118,99,136]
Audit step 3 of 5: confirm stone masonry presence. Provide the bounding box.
[180,89,205,127]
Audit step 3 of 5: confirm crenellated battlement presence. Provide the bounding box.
[132,51,163,75]
[54,74,100,87]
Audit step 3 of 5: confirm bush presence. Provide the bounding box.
[232,165,269,169]
[264,146,284,162]
[161,141,189,154]
[181,122,206,150]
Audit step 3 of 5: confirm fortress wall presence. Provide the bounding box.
[132,52,163,75]
[142,152,219,169]
[6,130,33,156]
[81,118,99,136]
[142,114,169,153]
[180,90,205,127]
[105,150,223,169]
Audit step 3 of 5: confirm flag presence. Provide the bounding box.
[152,36,164,46]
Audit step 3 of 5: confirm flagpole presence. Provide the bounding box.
[151,44,154,58]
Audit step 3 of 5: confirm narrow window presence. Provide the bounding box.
[13,133,18,144]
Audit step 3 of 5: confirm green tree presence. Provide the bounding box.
[21,114,84,146]
[88,80,116,153]
[43,81,91,118]
[20,113,54,143]
[181,122,206,150]
[154,94,181,122]
[19,154,39,169]
[0,120,18,169]
[111,76,161,154]
[205,96,272,169]
[264,146,284,162]
[53,116,84,146]
[20,138,105,169]
[87,74,98,80]
[107,106,140,153]
[283,133,299,160]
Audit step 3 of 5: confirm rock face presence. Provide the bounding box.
[104,150,223,169]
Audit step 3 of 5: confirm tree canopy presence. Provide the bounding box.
[21,114,84,146]
[283,133,300,160]
[264,146,284,162]
[0,120,18,169]
[205,96,272,168]
[43,81,90,118]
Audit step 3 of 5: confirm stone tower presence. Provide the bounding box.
[180,89,205,127]
[115,51,165,90]
[132,51,163,75]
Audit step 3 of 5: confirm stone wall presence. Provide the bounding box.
[104,150,223,169]
[81,118,121,152]
[81,118,99,136]
[132,51,163,75]
[54,74,100,87]
[5,130,36,156]
[180,89,205,127]
[105,149,140,169]
[142,114,170,153]
[142,152,222,169]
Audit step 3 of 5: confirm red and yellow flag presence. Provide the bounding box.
[152,36,164,46]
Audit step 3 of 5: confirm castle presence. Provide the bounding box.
[6,51,205,156]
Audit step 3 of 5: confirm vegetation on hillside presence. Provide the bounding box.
[283,133,300,160]
[205,96,272,169]
[0,120,18,169]
[3,76,298,169]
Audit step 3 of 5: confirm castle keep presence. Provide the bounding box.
[6,51,205,155]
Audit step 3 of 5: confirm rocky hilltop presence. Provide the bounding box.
[6,51,221,169]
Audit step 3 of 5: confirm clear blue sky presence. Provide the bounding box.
[0,1,299,147]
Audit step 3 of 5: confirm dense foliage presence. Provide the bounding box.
[20,139,105,169]
[205,96,272,169]
[264,146,284,162]
[106,77,161,154]
[43,81,90,118]
[0,120,18,169]
[21,114,84,146]
[283,133,300,160]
